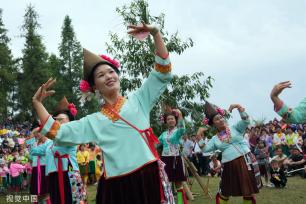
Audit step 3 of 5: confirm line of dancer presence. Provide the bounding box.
[27,21,306,204]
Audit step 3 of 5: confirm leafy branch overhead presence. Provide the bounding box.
[105,0,213,135]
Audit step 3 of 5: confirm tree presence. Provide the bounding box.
[58,15,98,117]
[0,9,17,119]
[18,5,51,120]
[106,0,213,135]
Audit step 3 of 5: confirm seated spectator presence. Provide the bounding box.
[283,147,306,177]
[273,126,286,147]
[297,128,304,146]
[270,159,287,188]
[208,154,221,177]
[271,147,287,168]
[285,126,299,148]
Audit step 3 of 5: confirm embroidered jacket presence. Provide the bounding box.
[40,55,172,178]
[203,112,251,163]
[159,119,186,156]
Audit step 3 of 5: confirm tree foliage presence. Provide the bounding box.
[17,5,51,121]
[0,9,16,119]
[106,0,213,135]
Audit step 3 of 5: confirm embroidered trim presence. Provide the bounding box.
[217,127,231,143]
[155,63,172,73]
[101,96,126,122]
[46,121,61,139]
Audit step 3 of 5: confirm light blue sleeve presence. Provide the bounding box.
[277,97,306,124]
[25,137,36,149]
[158,132,165,146]
[133,56,173,114]
[30,140,52,156]
[232,112,250,134]
[170,119,186,144]
[203,137,216,153]
[41,114,98,146]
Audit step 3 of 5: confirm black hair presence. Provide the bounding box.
[53,110,75,121]
[163,112,179,125]
[88,62,120,87]
[30,120,40,131]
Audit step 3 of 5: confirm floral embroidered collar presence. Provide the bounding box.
[101,96,126,122]
[217,127,231,143]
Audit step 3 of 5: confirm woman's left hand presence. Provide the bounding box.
[228,104,245,113]
[128,22,159,38]
[172,108,183,119]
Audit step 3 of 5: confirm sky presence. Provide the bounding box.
[1,0,306,124]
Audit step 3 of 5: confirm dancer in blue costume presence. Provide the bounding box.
[32,23,174,204]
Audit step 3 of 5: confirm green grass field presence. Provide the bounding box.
[1,176,306,203]
[86,176,306,204]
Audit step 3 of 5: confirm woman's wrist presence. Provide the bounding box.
[32,98,41,106]
[150,26,159,36]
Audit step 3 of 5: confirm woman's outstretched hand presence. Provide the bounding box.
[228,104,245,113]
[270,81,292,99]
[32,78,56,104]
[127,22,159,40]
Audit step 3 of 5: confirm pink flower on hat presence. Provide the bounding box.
[68,103,78,117]
[203,118,209,125]
[160,114,165,124]
[79,80,91,93]
[216,107,225,116]
[100,55,120,69]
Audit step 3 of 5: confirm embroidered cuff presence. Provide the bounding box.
[155,55,170,65]
[155,55,172,73]
[40,116,61,139]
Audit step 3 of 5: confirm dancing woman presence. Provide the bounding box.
[159,109,188,204]
[202,102,259,204]
[271,81,306,123]
[28,97,86,204]
[32,23,174,204]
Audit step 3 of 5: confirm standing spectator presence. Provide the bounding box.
[181,135,193,160]
[270,160,287,188]
[190,135,202,175]
[196,133,209,176]
[77,144,90,185]
[9,158,25,192]
[88,143,98,185]
[95,154,103,183]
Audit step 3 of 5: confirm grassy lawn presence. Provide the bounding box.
[1,176,305,203]
[86,176,306,204]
